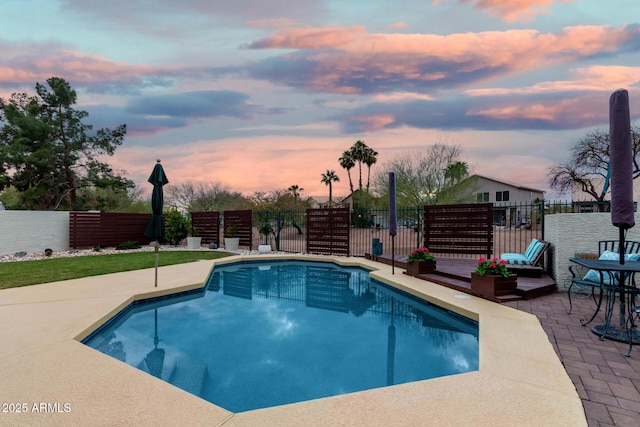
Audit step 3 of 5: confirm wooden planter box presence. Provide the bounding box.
[470,272,517,297]
[406,260,436,276]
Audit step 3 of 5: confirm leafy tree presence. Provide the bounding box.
[250,188,312,248]
[548,127,640,204]
[321,170,340,206]
[0,77,132,210]
[373,143,471,206]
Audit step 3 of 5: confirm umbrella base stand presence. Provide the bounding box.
[592,324,640,344]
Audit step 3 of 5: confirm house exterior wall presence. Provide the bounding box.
[0,211,70,256]
[472,176,544,204]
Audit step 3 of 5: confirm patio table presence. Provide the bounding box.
[569,257,640,356]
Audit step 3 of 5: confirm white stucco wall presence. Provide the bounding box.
[0,211,70,256]
[545,212,640,288]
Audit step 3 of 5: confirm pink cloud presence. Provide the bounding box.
[466,65,640,96]
[249,26,365,49]
[0,44,166,91]
[249,24,639,94]
[457,0,576,22]
[468,89,640,128]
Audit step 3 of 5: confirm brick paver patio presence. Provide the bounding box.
[506,291,640,426]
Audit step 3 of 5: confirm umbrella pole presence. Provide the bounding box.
[391,235,395,274]
[154,241,159,287]
[619,227,625,329]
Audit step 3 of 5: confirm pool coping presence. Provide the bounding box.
[0,254,586,426]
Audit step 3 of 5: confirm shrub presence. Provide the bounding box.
[165,207,189,245]
[225,225,239,238]
[44,248,53,257]
[116,241,142,250]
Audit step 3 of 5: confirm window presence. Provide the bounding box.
[495,191,510,202]
[477,192,489,202]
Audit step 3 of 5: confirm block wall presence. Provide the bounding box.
[545,212,640,288]
[0,211,70,256]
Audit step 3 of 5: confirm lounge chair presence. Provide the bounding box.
[500,239,550,277]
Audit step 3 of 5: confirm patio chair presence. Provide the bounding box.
[567,240,640,322]
[500,239,550,277]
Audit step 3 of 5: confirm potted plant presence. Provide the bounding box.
[224,225,240,251]
[405,247,436,276]
[258,222,273,253]
[470,257,517,297]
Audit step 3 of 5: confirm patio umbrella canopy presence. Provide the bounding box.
[144,160,169,242]
[609,89,635,232]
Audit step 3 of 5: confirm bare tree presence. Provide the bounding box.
[373,143,471,206]
[549,127,640,203]
[166,182,249,212]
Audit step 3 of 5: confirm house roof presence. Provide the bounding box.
[470,174,545,194]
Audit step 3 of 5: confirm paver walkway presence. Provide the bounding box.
[506,292,640,426]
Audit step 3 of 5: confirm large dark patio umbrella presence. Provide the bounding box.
[609,89,634,330]
[144,159,169,287]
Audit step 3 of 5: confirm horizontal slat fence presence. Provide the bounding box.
[223,210,253,250]
[191,211,220,247]
[423,203,493,258]
[306,208,350,256]
[69,212,151,248]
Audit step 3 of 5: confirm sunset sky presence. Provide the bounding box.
[1,0,639,200]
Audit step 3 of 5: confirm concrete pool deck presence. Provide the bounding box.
[0,254,586,426]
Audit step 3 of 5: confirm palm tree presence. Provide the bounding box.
[350,140,368,191]
[288,184,303,206]
[444,161,469,186]
[320,170,340,206]
[338,151,356,194]
[363,147,378,192]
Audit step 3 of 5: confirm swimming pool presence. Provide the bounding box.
[83,259,478,412]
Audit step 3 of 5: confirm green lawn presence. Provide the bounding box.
[0,251,231,290]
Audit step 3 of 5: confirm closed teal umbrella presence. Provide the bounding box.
[144,160,169,287]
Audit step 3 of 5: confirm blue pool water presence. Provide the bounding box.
[83,260,478,412]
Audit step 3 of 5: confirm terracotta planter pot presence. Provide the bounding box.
[470,272,517,297]
[406,260,436,276]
